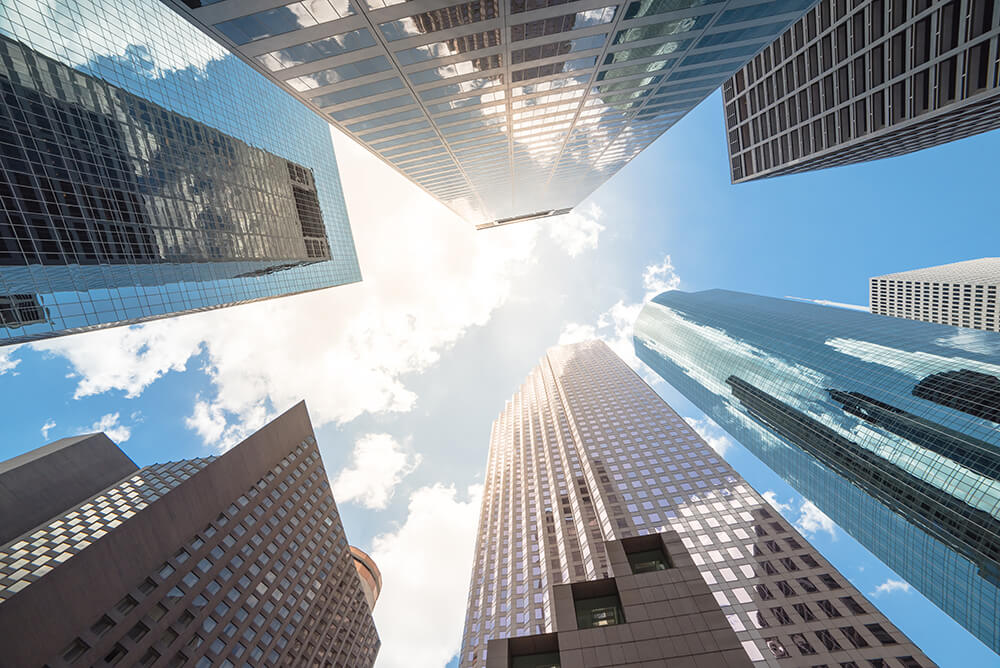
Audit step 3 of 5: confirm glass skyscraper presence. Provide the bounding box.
[634,289,1000,653]
[0,0,360,346]
[165,0,821,227]
[460,340,929,667]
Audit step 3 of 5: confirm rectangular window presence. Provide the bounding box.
[575,594,625,628]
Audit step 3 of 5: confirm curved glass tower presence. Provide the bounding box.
[634,289,1000,654]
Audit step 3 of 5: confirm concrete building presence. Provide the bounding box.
[0,0,360,347]
[722,0,1000,182]
[635,289,1000,654]
[164,0,824,227]
[0,402,380,667]
[870,257,1000,331]
[459,340,930,667]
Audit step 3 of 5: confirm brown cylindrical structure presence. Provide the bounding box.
[351,546,382,611]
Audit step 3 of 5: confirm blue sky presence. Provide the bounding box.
[1,88,998,667]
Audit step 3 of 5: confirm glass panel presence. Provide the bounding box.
[309,77,403,107]
[256,28,375,71]
[286,55,392,91]
[215,0,355,45]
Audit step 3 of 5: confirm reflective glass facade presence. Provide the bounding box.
[460,340,929,667]
[0,0,360,346]
[634,289,1000,653]
[167,0,822,225]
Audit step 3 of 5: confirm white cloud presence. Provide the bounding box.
[546,203,605,257]
[557,322,597,345]
[784,296,869,312]
[33,321,205,399]
[870,578,912,597]
[683,415,734,455]
[40,420,56,440]
[371,484,483,668]
[332,433,421,510]
[0,349,21,375]
[761,491,793,514]
[86,412,131,443]
[935,329,1000,355]
[795,500,837,539]
[30,130,542,446]
[558,253,681,374]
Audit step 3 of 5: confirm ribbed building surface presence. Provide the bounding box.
[871,257,1000,331]
[0,403,380,667]
[722,0,1000,182]
[459,340,930,667]
[166,0,824,226]
[635,289,1000,653]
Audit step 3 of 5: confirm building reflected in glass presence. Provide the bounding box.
[165,0,820,226]
[0,0,360,346]
[634,289,1000,653]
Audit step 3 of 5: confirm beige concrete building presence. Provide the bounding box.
[870,258,1000,331]
[459,340,932,667]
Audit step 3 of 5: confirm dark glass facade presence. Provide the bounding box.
[0,403,380,667]
[722,0,1000,182]
[0,0,360,346]
[634,289,1000,653]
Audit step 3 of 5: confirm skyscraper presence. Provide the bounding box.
[459,340,930,667]
[870,258,1000,331]
[165,0,822,227]
[0,402,380,667]
[634,289,1000,653]
[721,0,1000,183]
[0,0,361,346]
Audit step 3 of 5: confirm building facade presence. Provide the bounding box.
[165,0,822,226]
[722,0,1000,182]
[459,340,930,667]
[634,289,1000,653]
[871,257,1000,331]
[0,0,360,346]
[0,402,380,667]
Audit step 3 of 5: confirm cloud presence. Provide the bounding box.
[40,420,56,440]
[85,412,131,443]
[795,500,837,539]
[0,349,21,375]
[558,254,681,373]
[784,296,869,312]
[332,434,421,510]
[935,329,1000,355]
[546,203,605,257]
[870,578,912,597]
[33,321,205,399]
[370,484,483,668]
[31,130,542,447]
[761,491,793,514]
[683,415,734,455]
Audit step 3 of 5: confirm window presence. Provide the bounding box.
[865,623,897,645]
[816,629,842,651]
[575,594,625,628]
[770,606,793,625]
[840,626,869,648]
[512,653,561,668]
[839,596,864,614]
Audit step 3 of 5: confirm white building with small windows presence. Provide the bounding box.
[870,258,1000,332]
